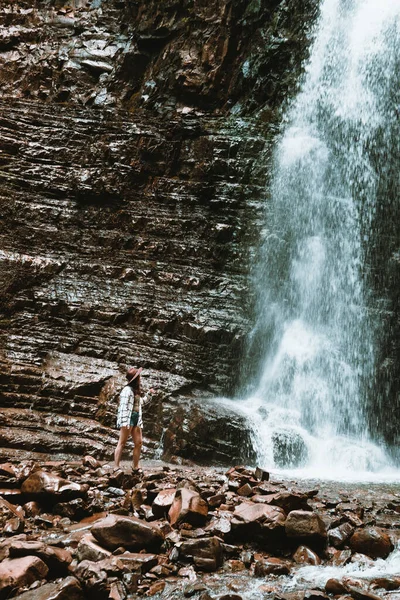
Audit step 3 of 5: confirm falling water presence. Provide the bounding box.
[243,0,400,476]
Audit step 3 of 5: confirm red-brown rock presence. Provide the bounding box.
[0,556,48,598]
[21,471,88,501]
[168,487,208,526]
[285,510,327,548]
[328,522,354,548]
[10,576,84,600]
[349,527,393,559]
[254,557,290,576]
[76,533,112,562]
[91,514,164,551]
[293,545,321,565]
[152,488,176,518]
[179,536,223,571]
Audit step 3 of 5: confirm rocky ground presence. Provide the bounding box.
[0,458,400,599]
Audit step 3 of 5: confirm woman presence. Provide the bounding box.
[114,366,154,472]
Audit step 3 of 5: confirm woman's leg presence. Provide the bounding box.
[114,427,131,467]
[131,426,143,469]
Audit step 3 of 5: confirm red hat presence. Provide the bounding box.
[126,367,143,384]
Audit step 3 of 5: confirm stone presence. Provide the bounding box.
[91,514,164,552]
[285,510,327,548]
[293,545,321,565]
[207,493,226,508]
[76,533,112,562]
[83,456,101,469]
[21,471,88,501]
[7,540,72,576]
[254,467,269,481]
[118,552,158,573]
[23,502,41,518]
[231,502,286,545]
[152,488,176,518]
[0,556,49,598]
[349,527,393,559]
[147,581,166,596]
[168,488,208,526]
[328,522,354,548]
[304,592,329,600]
[257,491,311,513]
[180,536,223,571]
[237,483,253,497]
[325,578,347,594]
[370,576,400,591]
[254,557,290,576]
[10,576,84,600]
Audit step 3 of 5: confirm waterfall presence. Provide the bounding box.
[243,0,400,476]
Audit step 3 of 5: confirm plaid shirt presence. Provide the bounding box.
[117,385,149,428]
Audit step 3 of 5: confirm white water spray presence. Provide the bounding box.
[244,0,400,476]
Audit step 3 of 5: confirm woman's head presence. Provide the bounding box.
[126,366,142,393]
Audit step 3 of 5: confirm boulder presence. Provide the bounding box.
[285,510,327,548]
[21,471,88,502]
[0,556,48,599]
[253,491,310,513]
[254,557,290,576]
[7,541,72,576]
[272,429,309,468]
[328,522,354,548]
[168,488,208,526]
[349,527,393,559]
[91,514,164,552]
[10,576,84,600]
[76,533,112,562]
[152,488,176,519]
[180,536,223,571]
[116,552,158,573]
[293,545,321,565]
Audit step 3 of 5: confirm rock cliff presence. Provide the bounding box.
[0,0,319,462]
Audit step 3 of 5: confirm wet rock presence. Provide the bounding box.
[325,578,347,594]
[328,548,352,566]
[23,502,41,518]
[370,576,400,591]
[53,498,89,520]
[342,578,385,600]
[71,559,109,599]
[168,487,208,526]
[237,483,253,497]
[152,488,176,518]
[253,491,310,512]
[349,527,393,559]
[82,456,102,470]
[231,502,286,545]
[6,540,72,576]
[293,545,321,565]
[285,510,327,548]
[254,557,290,576]
[21,471,88,502]
[179,536,223,571]
[11,576,84,600]
[147,581,166,596]
[254,467,270,481]
[4,516,24,535]
[91,514,164,552]
[117,553,158,573]
[328,522,355,548]
[304,592,329,600]
[272,430,309,468]
[0,556,48,598]
[76,533,112,562]
[208,493,226,508]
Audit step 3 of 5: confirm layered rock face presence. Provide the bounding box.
[0,0,317,461]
